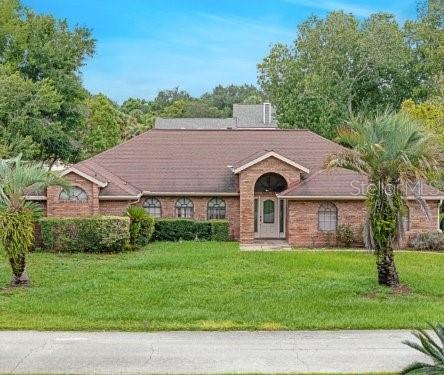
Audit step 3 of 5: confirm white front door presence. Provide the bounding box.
[259,197,279,238]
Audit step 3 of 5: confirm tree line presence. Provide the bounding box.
[0,0,443,165]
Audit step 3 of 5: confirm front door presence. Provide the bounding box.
[258,197,279,238]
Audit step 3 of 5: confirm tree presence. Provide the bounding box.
[0,155,67,285]
[201,84,265,116]
[0,0,95,164]
[405,0,444,99]
[326,111,443,287]
[258,3,443,139]
[82,94,122,157]
[153,87,192,109]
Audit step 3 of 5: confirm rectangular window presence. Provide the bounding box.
[279,199,284,233]
[263,200,275,223]
[176,207,193,218]
[147,207,162,218]
[254,199,258,232]
[319,212,337,231]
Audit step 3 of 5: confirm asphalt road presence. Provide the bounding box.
[0,330,426,374]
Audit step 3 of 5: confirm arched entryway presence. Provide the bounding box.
[254,173,288,239]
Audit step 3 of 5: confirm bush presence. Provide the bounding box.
[40,216,130,253]
[409,231,444,252]
[210,220,231,241]
[153,219,230,242]
[127,206,155,247]
[336,224,355,247]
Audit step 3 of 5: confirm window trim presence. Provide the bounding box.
[207,197,226,220]
[59,186,88,202]
[143,197,162,218]
[318,202,338,231]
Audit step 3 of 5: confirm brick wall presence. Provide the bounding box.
[99,196,241,240]
[287,199,440,248]
[238,156,301,244]
[46,172,99,216]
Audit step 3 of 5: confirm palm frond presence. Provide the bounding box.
[402,323,444,374]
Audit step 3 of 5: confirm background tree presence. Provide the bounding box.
[201,84,265,116]
[82,94,122,157]
[258,1,444,139]
[0,0,95,164]
[327,111,443,287]
[0,156,67,285]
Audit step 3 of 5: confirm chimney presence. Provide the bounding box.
[263,102,271,125]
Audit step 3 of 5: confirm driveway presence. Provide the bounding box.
[1,330,425,374]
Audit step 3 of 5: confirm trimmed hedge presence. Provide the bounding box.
[40,216,130,253]
[153,219,230,242]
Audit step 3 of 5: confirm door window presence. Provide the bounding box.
[263,200,275,223]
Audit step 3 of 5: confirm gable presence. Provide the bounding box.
[232,151,309,174]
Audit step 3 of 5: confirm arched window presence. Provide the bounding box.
[254,173,287,193]
[143,197,162,218]
[59,186,88,202]
[207,197,226,220]
[318,202,337,231]
[401,205,410,232]
[175,197,194,218]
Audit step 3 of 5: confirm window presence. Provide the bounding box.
[175,197,194,218]
[207,197,226,220]
[401,205,410,232]
[263,199,275,223]
[254,173,287,193]
[254,198,258,233]
[143,197,162,218]
[59,186,88,202]
[318,202,337,231]
[279,199,285,233]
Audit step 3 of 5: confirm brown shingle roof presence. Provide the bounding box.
[279,168,444,199]
[75,129,342,194]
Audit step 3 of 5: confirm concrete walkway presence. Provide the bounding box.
[0,330,426,374]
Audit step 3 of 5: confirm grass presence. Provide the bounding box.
[0,242,443,331]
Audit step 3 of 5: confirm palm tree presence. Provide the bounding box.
[402,323,444,374]
[326,111,443,287]
[0,155,67,286]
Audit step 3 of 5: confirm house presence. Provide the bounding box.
[154,103,278,129]
[27,125,443,248]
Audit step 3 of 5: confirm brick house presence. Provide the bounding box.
[26,127,443,248]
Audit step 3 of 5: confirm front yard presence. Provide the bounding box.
[0,242,443,331]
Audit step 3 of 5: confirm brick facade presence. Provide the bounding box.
[99,196,241,240]
[238,156,301,244]
[37,169,441,247]
[286,199,440,247]
[46,172,100,217]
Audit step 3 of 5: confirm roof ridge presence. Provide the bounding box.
[82,160,141,195]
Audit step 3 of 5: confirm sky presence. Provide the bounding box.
[23,0,418,103]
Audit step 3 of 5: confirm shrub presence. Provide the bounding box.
[153,219,230,241]
[409,231,444,252]
[127,206,155,247]
[210,220,231,241]
[40,216,130,253]
[336,224,355,247]
[402,323,444,374]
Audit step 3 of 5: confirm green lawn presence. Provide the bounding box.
[0,242,443,331]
